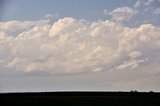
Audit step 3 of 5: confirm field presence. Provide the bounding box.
[1,91,160,106]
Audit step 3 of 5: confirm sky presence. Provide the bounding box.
[0,0,134,21]
[0,0,160,92]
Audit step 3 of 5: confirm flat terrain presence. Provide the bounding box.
[1,92,160,106]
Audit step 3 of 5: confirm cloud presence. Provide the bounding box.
[129,51,142,59]
[0,20,50,36]
[42,13,60,22]
[104,7,137,23]
[154,8,160,15]
[107,75,160,91]
[134,1,142,8]
[115,59,147,70]
[134,0,156,8]
[103,9,108,15]
[0,16,160,76]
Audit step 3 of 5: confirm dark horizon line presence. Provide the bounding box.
[1,90,160,94]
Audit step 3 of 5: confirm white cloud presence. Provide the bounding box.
[154,8,160,15]
[129,51,142,59]
[103,9,108,15]
[0,17,160,76]
[43,13,60,21]
[43,14,54,19]
[104,7,137,23]
[134,1,141,8]
[0,20,50,36]
[115,59,147,70]
[134,0,155,8]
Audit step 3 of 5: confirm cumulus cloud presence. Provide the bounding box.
[0,17,160,76]
[104,7,137,23]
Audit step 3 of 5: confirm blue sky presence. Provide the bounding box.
[1,0,160,26]
[0,0,160,92]
[1,0,135,21]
